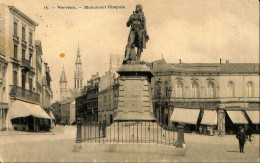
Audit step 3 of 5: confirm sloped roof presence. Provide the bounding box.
[152,63,259,74]
[60,67,67,82]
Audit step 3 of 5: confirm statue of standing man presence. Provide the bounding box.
[123,4,149,64]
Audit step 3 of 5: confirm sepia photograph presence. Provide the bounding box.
[0,0,259,162]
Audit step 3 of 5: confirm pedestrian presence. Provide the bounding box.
[236,127,247,153]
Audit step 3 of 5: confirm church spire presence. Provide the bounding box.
[74,44,83,90]
[60,67,67,83]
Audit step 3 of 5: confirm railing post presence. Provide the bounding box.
[117,122,119,142]
[75,117,82,143]
[84,121,86,141]
[141,122,142,143]
[109,121,112,143]
[145,122,146,143]
[176,124,185,148]
[165,128,166,145]
[149,122,150,143]
[99,122,101,143]
[157,123,158,143]
[137,121,138,143]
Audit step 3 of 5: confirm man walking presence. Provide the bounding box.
[236,127,247,153]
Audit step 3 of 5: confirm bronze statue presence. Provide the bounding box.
[123,4,149,64]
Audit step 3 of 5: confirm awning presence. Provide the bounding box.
[201,110,217,125]
[170,108,200,124]
[226,111,248,124]
[49,111,55,120]
[9,100,51,119]
[246,110,259,124]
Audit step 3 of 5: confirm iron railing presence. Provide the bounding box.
[9,85,40,104]
[80,121,177,146]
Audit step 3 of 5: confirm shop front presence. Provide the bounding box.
[200,110,217,135]
[225,110,248,134]
[8,100,52,131]
[170,108,200,133]
[245,110,259,134]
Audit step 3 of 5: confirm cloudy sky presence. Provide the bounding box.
[2,0,259,101]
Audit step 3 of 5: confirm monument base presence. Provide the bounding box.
[114,61,156,122]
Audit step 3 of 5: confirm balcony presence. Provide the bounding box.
[9,85,40,104]
[29,44,34,51]
[13,35,19,44]
[21,39,27,48]
[21,59,31,70]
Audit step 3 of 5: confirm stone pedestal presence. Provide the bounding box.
[114,61,156,122]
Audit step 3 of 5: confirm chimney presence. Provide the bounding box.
[179,59,181,64]
[220,58,222,64]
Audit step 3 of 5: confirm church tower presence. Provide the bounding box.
[60,67,68,102]
[74,45,83,90]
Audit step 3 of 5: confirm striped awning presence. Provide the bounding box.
[9,100,51,119]
[246,110,259,124]
[226,111,248,124]
[170,108,200,124]
[201,110,217,125]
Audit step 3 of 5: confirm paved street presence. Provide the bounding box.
[0,126,259,162]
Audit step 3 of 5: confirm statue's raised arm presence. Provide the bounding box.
[123,4,149,64]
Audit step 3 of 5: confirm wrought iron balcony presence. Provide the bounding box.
[29,44,34,50]
[13,35,19,44]
[21,39,27,48]
[9,85,40,104]
[21,59,31,70]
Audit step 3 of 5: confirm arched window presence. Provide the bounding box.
[164,81,169,97]
[176,80,184,98]
[207,80,216,98]
[246,82,254,97]
[227,81,235,97]
[191,80,199,98]
[155,80,162,98]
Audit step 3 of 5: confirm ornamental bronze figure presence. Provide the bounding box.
[123,4,149,64]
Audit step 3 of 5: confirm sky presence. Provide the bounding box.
[2,0,259,101]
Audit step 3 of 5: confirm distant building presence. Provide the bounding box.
[76,72,99,123]
[54,46,83,125]
[98,71,119,124]
[0,5,53,131]
[150,59,260,134]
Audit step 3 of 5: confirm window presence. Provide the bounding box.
[227,81,235,97]
[176,80,184,98]
[207,81,216,98]
[246,82,254,97]
[13,71,17,86]
[155,80,162,98]
[14,45,18,59]
[29,78,33,91]
[22,49,26,59]
[22,27,25,40]
[191,80,199,98]
[29,32,32,44]
[164,81,169,97]
[14,22,17,35]
[3,87,5,102]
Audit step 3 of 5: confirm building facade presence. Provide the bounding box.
[76,72,100,123]
[0,5,53,131]
[151,59,259,134]
[98,71,119,124]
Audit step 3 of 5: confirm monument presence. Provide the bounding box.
[114,4,155,122]
[74,5,185,156]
